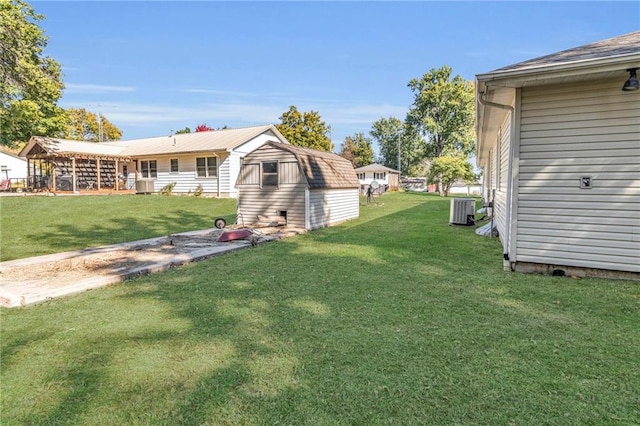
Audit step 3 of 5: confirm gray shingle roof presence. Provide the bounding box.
[490,31,640,74]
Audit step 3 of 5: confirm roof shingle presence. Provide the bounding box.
[490,31,640,74]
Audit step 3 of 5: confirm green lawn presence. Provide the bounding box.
[0,194,236,261]
[1,192,639,424]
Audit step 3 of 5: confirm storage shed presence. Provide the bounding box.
[476,31,640,279]
[236,142,360,230]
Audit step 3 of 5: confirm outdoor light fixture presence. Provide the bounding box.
[622,68,639,91]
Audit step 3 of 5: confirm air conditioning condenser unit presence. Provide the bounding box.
[449,198,475,226]
[135,179,155,194]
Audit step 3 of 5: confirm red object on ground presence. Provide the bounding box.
[216,229,253,242]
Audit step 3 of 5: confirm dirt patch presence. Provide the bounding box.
[0,227,304,306]
[1,234,219,288]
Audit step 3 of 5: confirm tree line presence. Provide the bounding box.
[273,65,477,196]
[2,0,475,195]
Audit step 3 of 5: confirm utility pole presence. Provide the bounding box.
[397,137,401,176]
[98,113,103,142]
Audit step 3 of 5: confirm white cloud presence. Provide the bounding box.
[58,98,408,141]
[64,83,136,94]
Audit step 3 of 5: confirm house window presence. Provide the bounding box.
[357,173,365,180]
[170,158,179,173]
[374,172,386,180]
[196,157,217,178]
[140,160,157,178]
[262,161,278,186]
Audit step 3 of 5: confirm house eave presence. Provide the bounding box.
[477,53,640,88]
[475,53,640,167]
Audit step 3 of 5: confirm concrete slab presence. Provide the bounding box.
[0,227,302,308]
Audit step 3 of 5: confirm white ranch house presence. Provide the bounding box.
[476,31,639,279]
[19,125,288,197]
[354,163,400,193]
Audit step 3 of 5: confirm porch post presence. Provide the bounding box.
[115,159,119,190]
[31,160,36,190]
[72,157,77,192]
[26,158,30,190]
[96,158,101,191]
[51,158,56,191]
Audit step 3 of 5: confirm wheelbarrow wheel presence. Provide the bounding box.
[214,217,227,229]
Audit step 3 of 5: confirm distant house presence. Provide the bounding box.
[354,163,400,193]
[0,149,28,191]
[0,149,27,180]
[236,142,360,230]
[19,125,288,196]
[476,31,640,279]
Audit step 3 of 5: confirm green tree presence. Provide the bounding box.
[370,117,423,176]
[406,65,475,158]
[0,0,66,147]
[60,108,122,141]
[339,132,374,168]
[429,155,474,196]
[174,127,191,134]
[276,105,333,152]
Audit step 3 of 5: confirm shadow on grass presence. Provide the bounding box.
[31,209,212,252]
[3,193,639,424]
[1,195,236,261]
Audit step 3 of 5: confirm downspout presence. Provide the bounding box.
[479,90,515,271]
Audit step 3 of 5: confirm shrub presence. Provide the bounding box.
[159,182,176,195]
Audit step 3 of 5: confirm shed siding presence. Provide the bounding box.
[237,148,306,186]
[237,185,307,228]
[516,79,640,272]
[228,133,285,198]
[308,189,360,230]
[237,146,307,228]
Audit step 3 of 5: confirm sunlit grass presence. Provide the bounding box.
[1,192,639,424]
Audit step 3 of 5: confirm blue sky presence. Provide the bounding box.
[33,1,639,153]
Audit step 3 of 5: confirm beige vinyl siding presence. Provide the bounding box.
[236,146,308,228]
[308,189,360,230]
[228,133,285,198]
[236,146,306,186]
[491,115,512,250]
[516,79,640,273]
[237,162,260,185]
[478,114,512,254]
[238,186,307,228]
[490,148,498,193]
